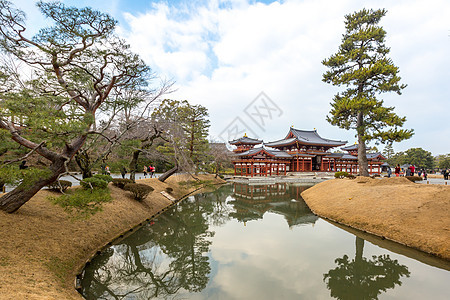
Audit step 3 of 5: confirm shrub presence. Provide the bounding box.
[112,178,134,189]
[405,176,423,182]
[49,188,112,218]
[123,183,154,201]
[47,180,72,192]
[93,174,113,182]
[334,171,355,179]
[80,177,108,190]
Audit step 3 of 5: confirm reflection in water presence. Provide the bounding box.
[324,237,410,300]
[230,183,318,227]
[80,183,447,299]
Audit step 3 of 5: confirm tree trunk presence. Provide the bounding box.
[356,112,369,177]
[158,165,178,183]
[0,157,67,213]
[129,150,141,182]
[75,151,93,179]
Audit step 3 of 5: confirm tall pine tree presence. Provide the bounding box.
[322,8,413,176]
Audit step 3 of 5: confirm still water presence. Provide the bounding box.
[80,183,450,299]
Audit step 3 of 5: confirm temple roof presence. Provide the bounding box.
[341,144,359,151]
[265,128,347,148]
[229,136,263,145]
[340,152,385,160]
[234,146,292,158]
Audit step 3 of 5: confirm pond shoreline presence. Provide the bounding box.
[0,174,225,300]
[301,176,450,261]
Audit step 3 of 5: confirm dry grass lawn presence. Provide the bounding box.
[0,174,225,300]
[301,176,450,260]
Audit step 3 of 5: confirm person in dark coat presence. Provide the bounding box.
[121,167,127,179]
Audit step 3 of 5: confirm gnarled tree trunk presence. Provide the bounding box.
[158,165,178,183]
[0,156,67,213]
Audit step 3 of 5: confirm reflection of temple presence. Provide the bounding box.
[229,183,318,228]
[230,128,385,176]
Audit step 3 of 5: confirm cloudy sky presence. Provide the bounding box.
[15,0,450,155]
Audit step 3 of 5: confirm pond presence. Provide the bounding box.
[80,183,450,299]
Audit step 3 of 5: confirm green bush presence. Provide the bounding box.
[80,177,108,190]
[46,180,72,192]
[49,188,112,218]
[123,183,154,201]
[334,171,356,179]
[112,178,134,189]
[405,176,423,182]
[93,174,113,182]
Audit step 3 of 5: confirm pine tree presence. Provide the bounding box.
[382,142,395,159]
[322,8,413,176]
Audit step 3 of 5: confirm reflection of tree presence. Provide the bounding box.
[80,189,225,299]
[324,237,410,300]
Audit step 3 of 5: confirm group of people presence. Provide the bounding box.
[389,164,427,179]
[442,169,449,180]
[143,165,156,178]
[101,164,157,179]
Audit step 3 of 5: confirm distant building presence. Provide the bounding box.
[229,127,385,176]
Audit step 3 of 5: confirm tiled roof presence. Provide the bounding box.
[235,146,292,158]
[341,144,359,151]
[229,136,263,145]
[265,128,347,147]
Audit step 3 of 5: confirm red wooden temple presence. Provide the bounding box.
[229,128,385,176]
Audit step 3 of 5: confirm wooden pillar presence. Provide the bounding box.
[296,156,299,172]
[302,157,305,171]
[251,162,254,177]
[321,156,324,171]
[310,158,313,171]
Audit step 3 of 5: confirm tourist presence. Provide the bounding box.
[143,166,147,178]
[387,167,392,178]
[409,165,415,176]
[394,164,400,177]
[149,165,155,178]
[418,169,422,177]
[444,169,449,180]
[406,167,411,176]
[105,165,111,175]
[121,166,127,179]
[423,169,427,180]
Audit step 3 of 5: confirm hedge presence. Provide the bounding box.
[123,183,154,201]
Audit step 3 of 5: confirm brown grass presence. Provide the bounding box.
[301,176,450,260]
[0,174,225,300]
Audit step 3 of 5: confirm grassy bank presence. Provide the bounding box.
[301,176,450,260]
[0,174,225,300]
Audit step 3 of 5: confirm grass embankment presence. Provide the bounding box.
[0,174,225,300]
[301,176,450,260]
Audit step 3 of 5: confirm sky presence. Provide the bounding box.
[13,0,450,155]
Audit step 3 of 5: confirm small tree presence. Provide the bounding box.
[322,8,413,176]
[152,99,210,182]
[382,142,395,159]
